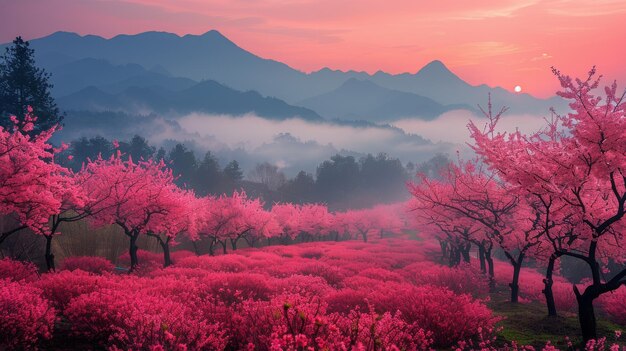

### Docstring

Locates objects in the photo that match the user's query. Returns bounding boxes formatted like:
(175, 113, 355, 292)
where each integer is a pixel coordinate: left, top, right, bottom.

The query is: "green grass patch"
(488, 290, 623, 348)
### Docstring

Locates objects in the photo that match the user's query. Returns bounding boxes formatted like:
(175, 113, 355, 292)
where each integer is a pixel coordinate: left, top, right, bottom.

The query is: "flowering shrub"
(61, 256, 114, 274)
(403, 262, 489, 297)
(0, 279, 56, 349)
(369, 283, 500, 347)
(175, 254, 249, 272)
(232, 293, 348, 350)
(334, 307, 433, 350)
(1, 238, 612, 349)
(34, 270, 111, 310)
(0, 257, 39, 282)
(118, 249, 162, 274)
(65, 289, 227, 350)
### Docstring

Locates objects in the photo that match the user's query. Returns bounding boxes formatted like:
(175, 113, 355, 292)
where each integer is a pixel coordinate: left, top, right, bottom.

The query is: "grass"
(487, 288, 624, 348)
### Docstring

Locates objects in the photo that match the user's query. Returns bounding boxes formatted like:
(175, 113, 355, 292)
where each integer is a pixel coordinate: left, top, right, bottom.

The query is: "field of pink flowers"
(1, 236, 624, 350)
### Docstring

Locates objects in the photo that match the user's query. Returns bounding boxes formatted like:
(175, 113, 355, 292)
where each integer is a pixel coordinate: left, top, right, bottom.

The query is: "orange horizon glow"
(1, 0, 625, 98)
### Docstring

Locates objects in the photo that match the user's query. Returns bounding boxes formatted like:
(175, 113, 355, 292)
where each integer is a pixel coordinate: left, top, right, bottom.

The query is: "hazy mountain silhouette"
(58, 80, 322, 120)
(300, 78, 473, 121)
(2, 30, 565, 117)
(308, 60, 565, 114)
(47, 58, 198, 97)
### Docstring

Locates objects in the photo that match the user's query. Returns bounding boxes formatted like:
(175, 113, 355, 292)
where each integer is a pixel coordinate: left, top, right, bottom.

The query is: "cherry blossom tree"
(409, 159, 546, 302)
(145, 188, 197, 267)
(271, 203, 303, 244)
(299, 204, 333, 241)
(0, 108, 88, 272)
(469, 68, 626, 340)
(82, 148, 182, 272)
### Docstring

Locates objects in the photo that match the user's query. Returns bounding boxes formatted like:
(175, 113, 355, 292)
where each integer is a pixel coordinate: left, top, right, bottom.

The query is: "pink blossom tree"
(409, 159, 546, 302)
(82, 148, 182, 272)
(145, 188, 197, 267)
(0, 108, 87, 271)
(469, 68, 626, 340)
(271, 203, 303, 244)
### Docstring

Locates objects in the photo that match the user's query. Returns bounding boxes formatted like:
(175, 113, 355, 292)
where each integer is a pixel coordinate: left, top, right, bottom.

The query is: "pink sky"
(1, 0, 625, 97)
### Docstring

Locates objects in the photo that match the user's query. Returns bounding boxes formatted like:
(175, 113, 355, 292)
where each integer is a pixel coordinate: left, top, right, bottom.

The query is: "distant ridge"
(2, 30, 566, 119)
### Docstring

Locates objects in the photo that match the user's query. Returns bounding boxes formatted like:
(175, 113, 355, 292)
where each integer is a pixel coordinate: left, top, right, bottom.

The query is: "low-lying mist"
(57, 109, 549, 176)
(392, 109, 551, 144)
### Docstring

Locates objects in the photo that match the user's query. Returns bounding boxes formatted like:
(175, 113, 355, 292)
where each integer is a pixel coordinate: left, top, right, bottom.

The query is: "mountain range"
(1, 30, 565, 122)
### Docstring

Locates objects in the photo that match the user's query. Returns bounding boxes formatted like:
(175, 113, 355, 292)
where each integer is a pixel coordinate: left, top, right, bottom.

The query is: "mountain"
(42, 57, 197, 97)
(57, 80, 322, 121)
(13, 31, 311, 102)
(2, 30, 565, 115)
(309, 61, 565, 114)
(299, 78, 473, 121)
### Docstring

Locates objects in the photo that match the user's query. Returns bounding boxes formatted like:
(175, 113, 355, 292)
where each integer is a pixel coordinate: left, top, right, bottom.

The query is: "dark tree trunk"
(157, 237, 172, 268)
(208, 238, 216, 256)
(44, 235, 55, 272)
(361, 231, 368, 243)
(334, 232, 340, 242)
(460, 243, 471, 263)
(243, 235, 256, 248)
(220, 240, 227, 255)
(192, 241, 201, 256)
(128, 233, 139, 273)
(510, 257, 524, 303)
(575, 287, 598, 342)
(449, 245, 462, 267)
(230, 238, 238, 250)
(543, 254, 559, 316)
(478, 244, 486, 273)
(485, 247, 495, 292)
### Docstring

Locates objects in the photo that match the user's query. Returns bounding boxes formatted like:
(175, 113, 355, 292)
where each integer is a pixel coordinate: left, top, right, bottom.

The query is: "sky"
(1, 0, 625, 97)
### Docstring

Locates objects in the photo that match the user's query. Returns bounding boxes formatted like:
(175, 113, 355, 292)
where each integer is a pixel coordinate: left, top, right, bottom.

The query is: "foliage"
(0, 279, 56, 349)
(0, 37, 62, 132)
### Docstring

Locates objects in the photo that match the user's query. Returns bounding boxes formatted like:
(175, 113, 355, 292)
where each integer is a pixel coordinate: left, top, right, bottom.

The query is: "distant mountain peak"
(49, 31, 82, 38)
(189, 30, 236, 45)
(418, 60, 451, 74)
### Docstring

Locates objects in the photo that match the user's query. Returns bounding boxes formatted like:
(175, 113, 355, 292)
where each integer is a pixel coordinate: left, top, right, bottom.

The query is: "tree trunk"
(575, 287, 598, 342)
(128, 233, 139, 273)
(243, 235, 255, 248)
(485, 247, 495, 292)
(220, 240, 227, 255)
(478, 244, 486, 273)
(208, 238, 216, 256)
(44, 235, 55, 272)
(361, 231, 368, 243)
(157, 237, 172, 268)
(510, 258, 523, 303)
(192, 241, 201, 256)
(230, 238, 238, 251)
(460, 243, 471, 263)
(543, 254, 558, 316)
